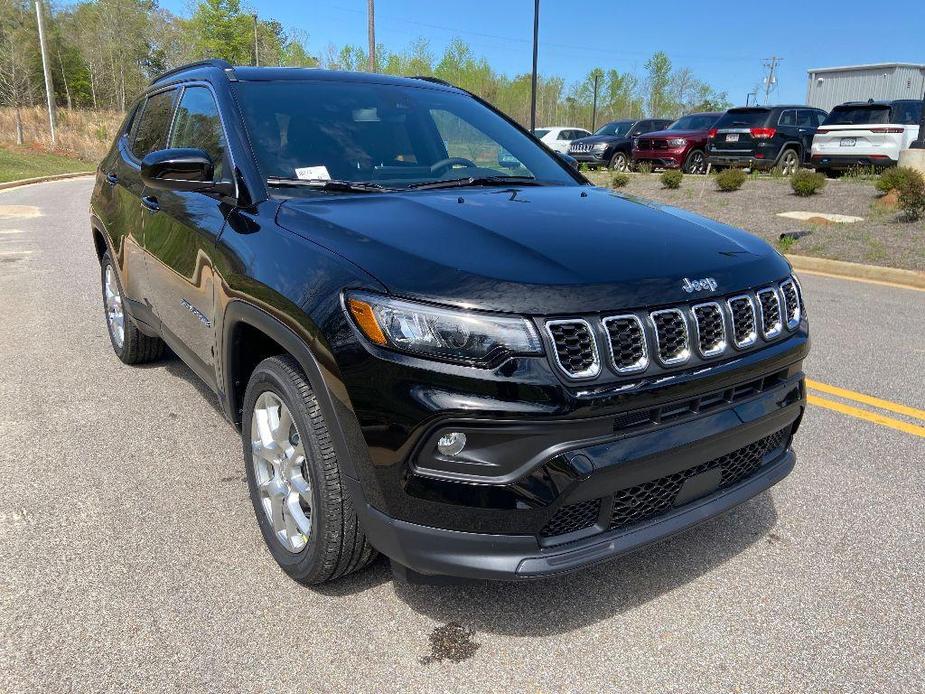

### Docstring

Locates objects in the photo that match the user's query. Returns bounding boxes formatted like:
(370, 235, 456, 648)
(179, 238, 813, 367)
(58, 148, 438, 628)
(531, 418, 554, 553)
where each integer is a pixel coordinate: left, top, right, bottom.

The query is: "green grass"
(0, 146, 93, 183)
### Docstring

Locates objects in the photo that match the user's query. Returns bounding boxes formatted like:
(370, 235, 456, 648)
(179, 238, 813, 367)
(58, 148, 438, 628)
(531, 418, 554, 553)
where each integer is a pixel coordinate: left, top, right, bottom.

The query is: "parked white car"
(811, 100, 922, 174)
(533, 126, 592, 154)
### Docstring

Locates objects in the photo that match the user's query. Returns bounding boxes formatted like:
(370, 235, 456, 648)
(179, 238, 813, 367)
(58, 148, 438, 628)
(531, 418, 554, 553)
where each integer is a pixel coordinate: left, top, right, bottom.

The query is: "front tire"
(100, 252, 164, 364)
(243, 355, 377, 585)
(609, 151, 630, 172)
(683, 149, 706, 174)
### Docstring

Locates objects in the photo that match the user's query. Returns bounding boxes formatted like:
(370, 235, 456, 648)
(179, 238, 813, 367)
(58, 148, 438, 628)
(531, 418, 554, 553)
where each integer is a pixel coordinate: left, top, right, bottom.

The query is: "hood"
(641, 128, 709, 139)
(276, 185, 790, 315)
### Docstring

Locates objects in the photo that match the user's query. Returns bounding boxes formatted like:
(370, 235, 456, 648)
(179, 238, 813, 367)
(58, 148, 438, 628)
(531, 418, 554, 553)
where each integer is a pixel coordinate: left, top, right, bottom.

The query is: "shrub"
(660, 169, 683, 189)
(611, 172, 630, 188)
(896, 170, 925, 220)
(877, 166, 923, 194)
(635, 161, 652, 175)
(715, 168, 747, 192)
(790, 169, 827, 196)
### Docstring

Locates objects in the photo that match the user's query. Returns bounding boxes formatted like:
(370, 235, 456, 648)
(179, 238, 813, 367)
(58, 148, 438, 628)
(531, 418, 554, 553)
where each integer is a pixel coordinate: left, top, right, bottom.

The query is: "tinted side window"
(778, 110, 797, 127)
(796, 110, 815, 127)
(132, 89, 177, 159)
(169, 87, 228, 181)
(815, 111, 827, 127)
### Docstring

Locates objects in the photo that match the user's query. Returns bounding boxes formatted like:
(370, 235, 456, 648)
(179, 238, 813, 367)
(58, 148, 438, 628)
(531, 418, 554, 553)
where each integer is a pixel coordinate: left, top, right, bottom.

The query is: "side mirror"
(140, 148, 234, 196)
(556, 151, 579, 171)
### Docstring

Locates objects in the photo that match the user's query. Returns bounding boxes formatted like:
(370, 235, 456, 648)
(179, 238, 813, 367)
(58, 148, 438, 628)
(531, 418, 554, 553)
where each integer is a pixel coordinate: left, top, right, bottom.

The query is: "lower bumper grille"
(541, 426, 791, 539)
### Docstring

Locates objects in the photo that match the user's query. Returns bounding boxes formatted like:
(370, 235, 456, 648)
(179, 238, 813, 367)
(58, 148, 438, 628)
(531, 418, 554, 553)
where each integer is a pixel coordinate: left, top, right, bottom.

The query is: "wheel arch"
(220, 300, 360, 479)
(774, 141, 803, 165)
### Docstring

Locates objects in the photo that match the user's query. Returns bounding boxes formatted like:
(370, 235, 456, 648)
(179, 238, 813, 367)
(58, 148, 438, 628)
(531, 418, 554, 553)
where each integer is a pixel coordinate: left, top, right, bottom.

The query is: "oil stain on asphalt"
(420, 623, 480, 664)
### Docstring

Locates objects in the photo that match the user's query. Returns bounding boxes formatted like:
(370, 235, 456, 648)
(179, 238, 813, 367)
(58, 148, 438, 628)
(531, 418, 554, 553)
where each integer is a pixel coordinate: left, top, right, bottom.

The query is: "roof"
(151, 61, 462, 92)
(807, 62, 925, 75)
(535, 126, 589, 130)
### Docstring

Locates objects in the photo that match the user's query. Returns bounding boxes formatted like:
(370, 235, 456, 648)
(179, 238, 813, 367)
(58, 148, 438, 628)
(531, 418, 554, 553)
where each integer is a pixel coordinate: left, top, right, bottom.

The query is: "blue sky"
(160, 0, 925, 105)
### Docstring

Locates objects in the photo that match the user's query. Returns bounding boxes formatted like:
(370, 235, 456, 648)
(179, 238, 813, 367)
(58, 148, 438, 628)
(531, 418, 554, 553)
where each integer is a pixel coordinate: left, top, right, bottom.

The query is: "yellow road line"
(806, 379, 925, 422)
(808, 394, 925, 438)
(796, 268, 925, 293)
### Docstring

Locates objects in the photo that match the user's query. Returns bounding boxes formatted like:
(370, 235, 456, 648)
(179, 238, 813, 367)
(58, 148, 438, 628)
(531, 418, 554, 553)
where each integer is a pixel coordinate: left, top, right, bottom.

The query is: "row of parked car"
(535, 98, 923, 177)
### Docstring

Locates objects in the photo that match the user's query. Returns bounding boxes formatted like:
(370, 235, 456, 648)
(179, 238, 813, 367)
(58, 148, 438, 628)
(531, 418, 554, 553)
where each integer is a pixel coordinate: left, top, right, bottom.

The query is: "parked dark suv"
(90, 60, 808, 584)
(706, 105, 828, 174)
(568, 118, 673, 171)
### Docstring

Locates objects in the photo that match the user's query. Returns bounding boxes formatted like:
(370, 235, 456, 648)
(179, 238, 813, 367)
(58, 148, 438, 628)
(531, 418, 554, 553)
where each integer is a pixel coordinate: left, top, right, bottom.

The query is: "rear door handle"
(141, 195, 160, 213)
(105, 172, 118, 186)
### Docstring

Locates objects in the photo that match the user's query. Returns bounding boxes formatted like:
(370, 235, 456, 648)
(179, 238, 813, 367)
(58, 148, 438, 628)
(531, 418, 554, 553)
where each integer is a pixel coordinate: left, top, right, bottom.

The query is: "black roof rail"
(150, 59, 234, 86)
(410, 75, 453, 87)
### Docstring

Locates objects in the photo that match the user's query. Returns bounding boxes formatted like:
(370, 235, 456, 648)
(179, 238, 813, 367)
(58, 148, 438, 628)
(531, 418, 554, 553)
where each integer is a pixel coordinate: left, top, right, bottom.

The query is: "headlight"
(667, 138, 688, 147)
(592, 143, 608, 151)
(633, 138, 640, 148)
(346, 292, 543, 365)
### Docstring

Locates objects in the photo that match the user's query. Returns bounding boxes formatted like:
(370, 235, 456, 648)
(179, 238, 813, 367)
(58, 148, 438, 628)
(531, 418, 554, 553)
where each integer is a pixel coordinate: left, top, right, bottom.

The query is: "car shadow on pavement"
(333, 493, 779, 636)
(137, 349, 227, 418)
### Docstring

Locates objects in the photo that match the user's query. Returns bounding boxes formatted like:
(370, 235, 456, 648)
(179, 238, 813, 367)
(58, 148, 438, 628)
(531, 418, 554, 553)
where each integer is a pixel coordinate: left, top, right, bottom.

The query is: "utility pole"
(530, 0, 539, 131)
(762, 56, 781, 105)
(591, 72, 600, 132)
(746, 92, 756, 107)
(367, 0, 376, 72)
(252, 13, 259, 66)
(34, 0, 56, 146)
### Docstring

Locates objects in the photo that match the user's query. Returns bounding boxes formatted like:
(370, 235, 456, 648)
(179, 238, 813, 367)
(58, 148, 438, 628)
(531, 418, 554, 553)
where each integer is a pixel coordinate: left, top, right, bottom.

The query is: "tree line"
(0, 0, 730, 142)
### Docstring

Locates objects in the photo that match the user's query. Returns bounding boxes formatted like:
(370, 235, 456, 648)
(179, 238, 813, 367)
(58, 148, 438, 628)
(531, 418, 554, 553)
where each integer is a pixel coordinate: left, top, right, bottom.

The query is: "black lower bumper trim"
(350, 448, 795, 580)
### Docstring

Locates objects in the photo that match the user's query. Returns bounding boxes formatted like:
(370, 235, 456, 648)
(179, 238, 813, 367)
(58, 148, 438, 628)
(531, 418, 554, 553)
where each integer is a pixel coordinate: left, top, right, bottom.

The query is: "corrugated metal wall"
(806, 65, 925, 111)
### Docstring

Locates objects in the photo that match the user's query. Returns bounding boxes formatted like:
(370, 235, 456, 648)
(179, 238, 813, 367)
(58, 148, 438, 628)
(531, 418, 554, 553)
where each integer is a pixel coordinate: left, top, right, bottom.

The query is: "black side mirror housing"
(140, 148, 235, 197)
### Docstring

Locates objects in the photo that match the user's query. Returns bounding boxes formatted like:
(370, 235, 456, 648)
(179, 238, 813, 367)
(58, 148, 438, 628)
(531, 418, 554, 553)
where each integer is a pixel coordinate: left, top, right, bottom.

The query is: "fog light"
(437, 432, 467, 457)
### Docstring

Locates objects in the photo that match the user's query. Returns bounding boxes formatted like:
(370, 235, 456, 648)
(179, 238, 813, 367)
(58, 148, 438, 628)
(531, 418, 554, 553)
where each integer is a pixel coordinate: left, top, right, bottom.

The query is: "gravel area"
(586, 171, 925, 271)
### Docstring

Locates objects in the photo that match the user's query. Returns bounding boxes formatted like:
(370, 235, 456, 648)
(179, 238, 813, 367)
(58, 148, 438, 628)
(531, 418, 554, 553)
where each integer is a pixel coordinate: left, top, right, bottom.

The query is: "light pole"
(252, 13, 259, 66)
(34, 0, 56, 144)
(530, 0, 539, 131)
(591, 72, 600, 132)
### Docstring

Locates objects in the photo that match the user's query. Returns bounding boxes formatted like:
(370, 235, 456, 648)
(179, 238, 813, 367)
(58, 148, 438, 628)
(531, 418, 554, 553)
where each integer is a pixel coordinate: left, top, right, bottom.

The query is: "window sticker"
(295, 165, 331, 181)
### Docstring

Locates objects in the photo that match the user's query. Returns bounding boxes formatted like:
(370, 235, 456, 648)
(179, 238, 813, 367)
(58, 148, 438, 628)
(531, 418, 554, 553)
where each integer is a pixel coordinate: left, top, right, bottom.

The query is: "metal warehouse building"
(806, 63, 925, 111)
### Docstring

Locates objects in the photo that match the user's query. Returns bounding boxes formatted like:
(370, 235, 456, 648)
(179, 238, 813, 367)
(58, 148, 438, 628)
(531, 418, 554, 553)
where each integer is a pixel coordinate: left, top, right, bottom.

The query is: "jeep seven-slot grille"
(603, 315, 648, 373)
(650, 309, 690, 365)
(692, 302, 725, 357)
(544, 277, 802, 379)
(540, 427, 791, 539)
(728, 296, 757, 348)
(756, 288, 783, 338)
(546, 320, 599, 378)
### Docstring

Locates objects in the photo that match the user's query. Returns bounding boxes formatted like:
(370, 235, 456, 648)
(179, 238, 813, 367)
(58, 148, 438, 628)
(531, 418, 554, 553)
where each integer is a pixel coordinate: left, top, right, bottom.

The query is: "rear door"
(142, 85, 233, 386)
(711, 108, 770, 156)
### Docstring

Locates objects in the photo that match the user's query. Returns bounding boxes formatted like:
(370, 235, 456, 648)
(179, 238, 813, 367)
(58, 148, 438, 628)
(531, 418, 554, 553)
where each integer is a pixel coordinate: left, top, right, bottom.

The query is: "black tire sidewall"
(241, 360, 328, 579)
(684, 150, 705, 174)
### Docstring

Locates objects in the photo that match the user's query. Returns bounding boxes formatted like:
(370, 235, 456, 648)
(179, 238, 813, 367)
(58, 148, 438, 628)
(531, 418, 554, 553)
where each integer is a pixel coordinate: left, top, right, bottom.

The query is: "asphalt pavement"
(1, 178, 923, 693)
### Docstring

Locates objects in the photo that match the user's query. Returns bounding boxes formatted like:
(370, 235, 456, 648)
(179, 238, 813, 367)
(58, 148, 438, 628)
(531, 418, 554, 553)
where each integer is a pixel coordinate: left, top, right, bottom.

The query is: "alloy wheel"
(611, 153, 628, 172)
(250, 391, 312, 553)
(781, 150, 799, 176)
(686, 151, 705, 174)
(104, 265, 125, 349)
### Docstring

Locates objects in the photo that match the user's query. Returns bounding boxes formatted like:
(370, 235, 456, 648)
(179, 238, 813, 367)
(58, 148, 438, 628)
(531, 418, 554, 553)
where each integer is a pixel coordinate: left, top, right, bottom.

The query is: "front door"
(142, 85, 233, 388)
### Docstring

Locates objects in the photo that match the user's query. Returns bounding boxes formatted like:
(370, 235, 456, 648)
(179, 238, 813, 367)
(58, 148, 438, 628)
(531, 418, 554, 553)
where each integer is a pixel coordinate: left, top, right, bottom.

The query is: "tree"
(188, 0, 252, 65)
(644, 51, 674, 117)
(0, 0, 37, 143)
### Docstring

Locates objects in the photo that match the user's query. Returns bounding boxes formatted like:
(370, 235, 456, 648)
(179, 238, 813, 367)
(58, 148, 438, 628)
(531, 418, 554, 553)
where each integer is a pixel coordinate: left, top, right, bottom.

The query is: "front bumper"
(569, 150, 608, 164)
(349, 368, 805, 580)
(632, 148, 685, 168)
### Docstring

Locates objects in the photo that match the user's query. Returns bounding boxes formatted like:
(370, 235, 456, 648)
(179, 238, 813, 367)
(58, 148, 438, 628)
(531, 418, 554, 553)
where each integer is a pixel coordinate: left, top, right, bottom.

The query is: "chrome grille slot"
(756, 287, 783, 339)
(691, 302, 726, 357)
(779, 279, 801, 329)
(650, 309, 690, 365)
(546, 319, 600, 379)
(602, 314, 648, 374)
(727, 295, 757, 348)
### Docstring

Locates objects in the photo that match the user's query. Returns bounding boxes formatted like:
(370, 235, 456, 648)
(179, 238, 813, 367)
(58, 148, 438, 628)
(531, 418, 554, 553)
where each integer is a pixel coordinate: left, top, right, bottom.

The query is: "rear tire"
(778, 147, 800, 176)
(100, 252, 164, 364)
(682, 149, 707, 174)
(242, 355, 377, 585)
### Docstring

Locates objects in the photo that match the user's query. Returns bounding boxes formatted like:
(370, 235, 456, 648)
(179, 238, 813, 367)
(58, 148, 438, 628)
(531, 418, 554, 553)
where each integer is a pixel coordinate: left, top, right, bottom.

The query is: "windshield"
(668, 114, 721, 131)
(593, 121, 634, 137)
(234, 80, 577, 191)
(714, 109, 769, 128)
(532, 128, 550, 138)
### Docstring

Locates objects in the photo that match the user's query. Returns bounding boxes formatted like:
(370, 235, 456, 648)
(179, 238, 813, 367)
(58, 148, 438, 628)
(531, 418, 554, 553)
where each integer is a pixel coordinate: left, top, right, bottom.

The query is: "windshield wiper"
(267, 177, 394, 193)
(406, 175, 542, 191)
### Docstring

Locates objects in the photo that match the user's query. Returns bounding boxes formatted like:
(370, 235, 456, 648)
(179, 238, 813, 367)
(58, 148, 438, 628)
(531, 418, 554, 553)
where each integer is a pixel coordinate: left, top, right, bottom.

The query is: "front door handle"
(105, 172, 118, 186)
(141, 195, 160, 213)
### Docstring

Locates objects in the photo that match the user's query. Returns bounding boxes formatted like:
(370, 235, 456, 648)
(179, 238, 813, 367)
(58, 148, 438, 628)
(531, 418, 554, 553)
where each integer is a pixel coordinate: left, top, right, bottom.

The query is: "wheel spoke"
(285, 493, 311, 535)
(267, 487, 285, 533)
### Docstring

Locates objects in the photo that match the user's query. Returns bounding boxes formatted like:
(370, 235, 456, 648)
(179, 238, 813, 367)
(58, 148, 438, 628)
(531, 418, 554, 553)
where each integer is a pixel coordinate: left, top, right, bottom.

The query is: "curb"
(786, 254, 925, 290)
(0, 171, 94, 191)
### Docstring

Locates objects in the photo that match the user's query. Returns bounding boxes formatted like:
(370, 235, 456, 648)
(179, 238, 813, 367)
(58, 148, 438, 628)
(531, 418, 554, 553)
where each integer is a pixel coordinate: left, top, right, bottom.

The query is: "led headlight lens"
(667, 138, 688, 147)
(592, 143, 608, 152)
(347, 292, 543, 365)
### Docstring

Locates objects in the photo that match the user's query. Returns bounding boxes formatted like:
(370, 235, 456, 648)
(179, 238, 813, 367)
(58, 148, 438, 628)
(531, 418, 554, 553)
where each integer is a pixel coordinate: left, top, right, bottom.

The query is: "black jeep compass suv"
(90, 60, 808, 584)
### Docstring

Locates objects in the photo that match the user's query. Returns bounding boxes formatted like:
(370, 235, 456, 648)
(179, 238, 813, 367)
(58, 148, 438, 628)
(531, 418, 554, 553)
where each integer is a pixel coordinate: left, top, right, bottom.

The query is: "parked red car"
(632, 112, 723, 173)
